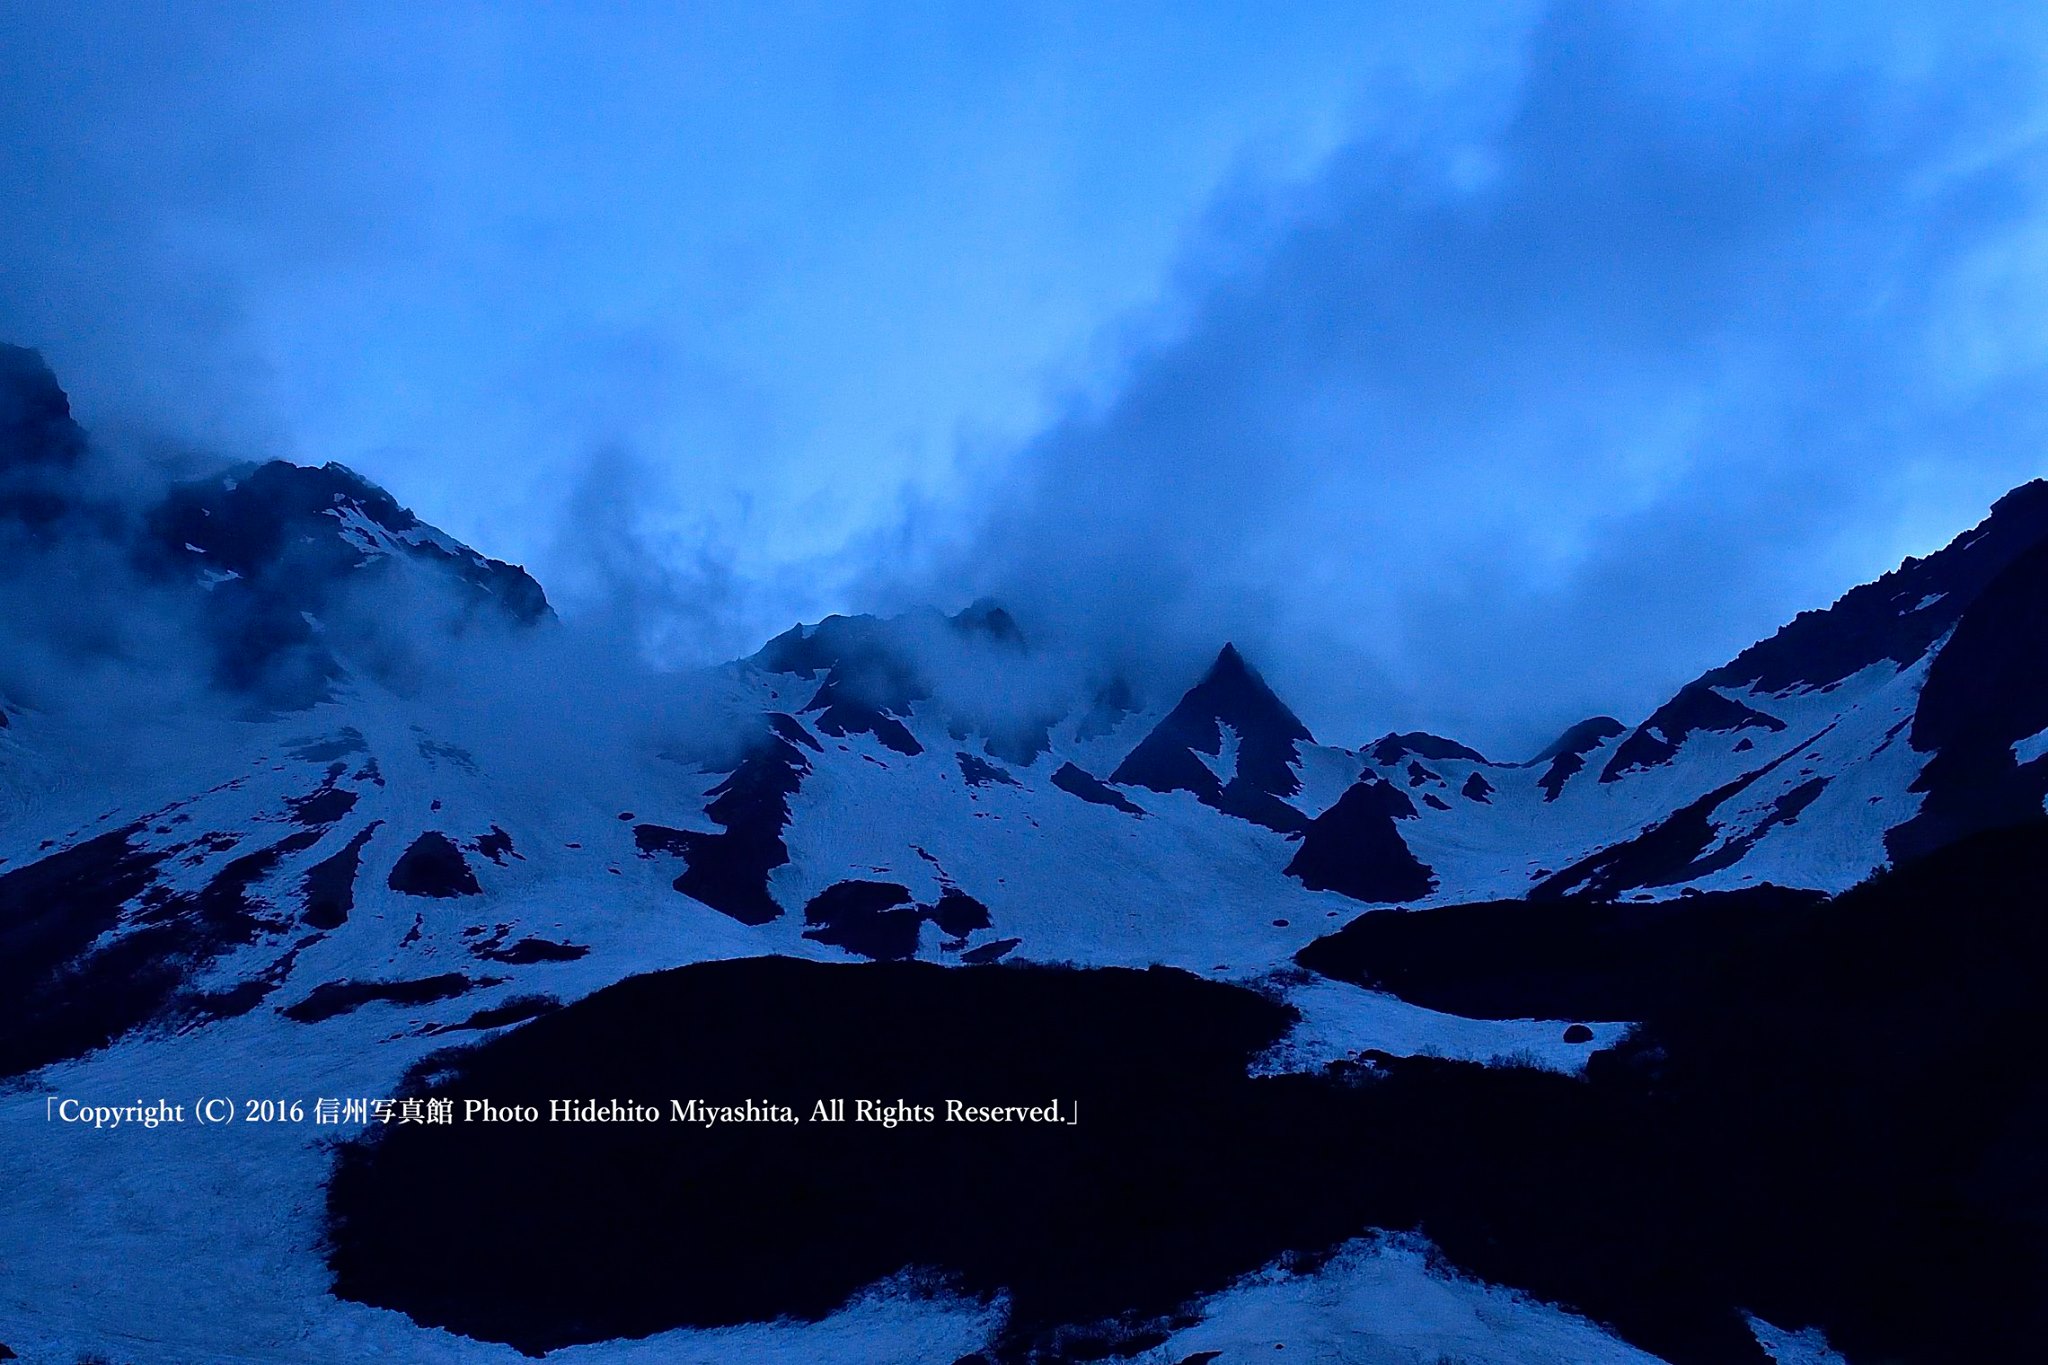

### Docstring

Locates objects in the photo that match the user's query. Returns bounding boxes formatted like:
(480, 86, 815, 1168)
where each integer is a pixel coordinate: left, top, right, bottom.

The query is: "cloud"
(915, 0, 2048, 753)
(10, 1, 2048, 758)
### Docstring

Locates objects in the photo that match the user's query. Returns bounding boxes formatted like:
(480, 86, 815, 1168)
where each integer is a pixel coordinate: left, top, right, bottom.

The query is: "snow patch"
(1748, 1314, 1850, 1365)
(1253, 975, 1630, 1076)
(2013, 723, 2048, 767)
(1192, 721, 1242, 785)
(1141, 1236, 1667, 1365)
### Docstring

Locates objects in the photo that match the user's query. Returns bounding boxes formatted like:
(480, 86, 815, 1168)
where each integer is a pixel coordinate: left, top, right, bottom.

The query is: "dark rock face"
(1368, 732, 1488, 765)
(802, 880, 924, 960)
(1210, 777, 1312, 833)
(1600, 682, 1786, 781)
(471, 937, 588, 965)
(287, 777, 360, 826)
(927, 888, 992, 939)
(148, 459, 549, 619)
(978, 721, 1056, 769)
(387, 833, 482, 898)
(0, 344, 89, 531)
(766, 711, 822, 752)
(635, 726, 813, 926)
(750, 614, 890, 680)
(1703, 479, 2048, 695)
(949, 598, 1025, 646)
(803, 673, 924, 756)
(1531, 716, 1622, 802)
(1110, 644, 1312, 832)
(800, 880, 999, 961)
(1527, 716, 1626, 801)
(1582, 477, 2048, 820)
(470, 826, 519, 865)
(0, 818, 342, 1076)
(1461, 772, 1494, 803)
(136, 459, 549, 705)
(0, 345, 85, 467)
(1526, 716, 1628, 767)
(1050, 762, 1145, 815)
(760, 599, 1058, 761)
(301, 824, 380, 930)
(1537, 730, 1836, 900)
(956, 752, 1020, 788)
(0, 828, 172, 1077)
(1284, 778, 1434, 903)
(1887, 535, 2048, 863)
(282, 973, 490, 1024)
(751, 607, 1042, 760)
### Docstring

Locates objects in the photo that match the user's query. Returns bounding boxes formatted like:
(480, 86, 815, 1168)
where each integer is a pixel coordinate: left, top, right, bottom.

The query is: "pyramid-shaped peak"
(1109, 642, 1314, 818)
(1208, 642, 1254, 678)
(1186, 643, 1310, 742)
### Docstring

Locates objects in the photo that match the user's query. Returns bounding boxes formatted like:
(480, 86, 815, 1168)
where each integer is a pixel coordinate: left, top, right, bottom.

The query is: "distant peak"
(1369, 731, 1489, 766)
(1187, 644, 1307, 738)
(1199, 642, 1269, 694)
(1526, 715, 1626, 766)
(0, 342, 87, 470)
(1108, 641, 1313, 812)
(949, 598, 1025, 647)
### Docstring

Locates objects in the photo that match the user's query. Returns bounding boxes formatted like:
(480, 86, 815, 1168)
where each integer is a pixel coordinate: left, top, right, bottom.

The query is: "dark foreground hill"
(329, 820, 2048, 1365)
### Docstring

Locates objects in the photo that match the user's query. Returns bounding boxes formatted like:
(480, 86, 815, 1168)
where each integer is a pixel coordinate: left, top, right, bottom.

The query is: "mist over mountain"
(9, 333, 2048, 1365)
(10, 4, 2048, 753)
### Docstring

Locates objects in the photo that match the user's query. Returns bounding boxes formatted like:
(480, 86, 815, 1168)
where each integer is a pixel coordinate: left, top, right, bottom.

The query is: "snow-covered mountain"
(4, 345, 2046, 1365)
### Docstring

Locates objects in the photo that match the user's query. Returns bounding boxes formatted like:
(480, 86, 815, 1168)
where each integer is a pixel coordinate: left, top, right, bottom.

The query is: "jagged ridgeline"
(5, 341, 2048, 1365)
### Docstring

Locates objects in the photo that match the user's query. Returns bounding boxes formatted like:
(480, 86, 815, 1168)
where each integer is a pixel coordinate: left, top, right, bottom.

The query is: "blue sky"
(6, 1, 2048, 750)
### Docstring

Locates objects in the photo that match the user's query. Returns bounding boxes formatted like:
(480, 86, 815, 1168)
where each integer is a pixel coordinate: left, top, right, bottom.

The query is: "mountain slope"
(1109, 643, 1318, 832)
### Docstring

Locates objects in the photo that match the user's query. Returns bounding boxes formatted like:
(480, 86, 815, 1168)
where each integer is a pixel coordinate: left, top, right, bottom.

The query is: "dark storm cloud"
(923, 1, 2048, 752)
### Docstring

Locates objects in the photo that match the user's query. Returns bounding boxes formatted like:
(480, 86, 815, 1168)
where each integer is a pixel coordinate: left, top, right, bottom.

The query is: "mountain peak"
(0, 344, 86, 472)
(2, 343, 90, 531)
(133, 456, 550, 703)
(1369, 731, 1489, 766)
(1185, 643, 1310, 742)
(1108, 643, 1313, 830)
(1526, 715, 1626, 767)
(950, 598, 1025, 646)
